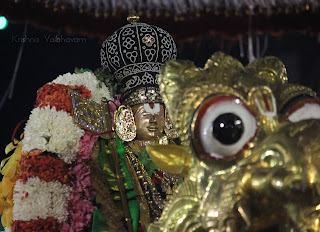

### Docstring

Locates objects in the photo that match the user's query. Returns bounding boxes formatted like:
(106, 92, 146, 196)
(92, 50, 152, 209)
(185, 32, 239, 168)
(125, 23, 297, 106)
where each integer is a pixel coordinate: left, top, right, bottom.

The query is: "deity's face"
(133, 103, 165, 141)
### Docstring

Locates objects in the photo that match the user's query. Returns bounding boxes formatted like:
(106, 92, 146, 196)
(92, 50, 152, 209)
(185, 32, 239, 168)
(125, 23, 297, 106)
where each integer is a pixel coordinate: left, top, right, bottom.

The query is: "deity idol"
(89, 11, 181, 232)
(0, 11, 180, 232)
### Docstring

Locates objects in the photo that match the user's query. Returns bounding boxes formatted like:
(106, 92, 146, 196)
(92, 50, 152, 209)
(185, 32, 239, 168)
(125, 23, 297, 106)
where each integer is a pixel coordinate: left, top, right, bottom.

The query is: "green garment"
(116, 138, 139, 232)
(92, 139, 140, 232)
(92, 209, 109, 232)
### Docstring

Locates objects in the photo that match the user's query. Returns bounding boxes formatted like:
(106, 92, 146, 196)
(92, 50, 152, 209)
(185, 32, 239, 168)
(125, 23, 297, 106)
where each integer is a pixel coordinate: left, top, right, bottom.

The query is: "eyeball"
(192, 96, 257, 160)
(286, 99, 320, 123)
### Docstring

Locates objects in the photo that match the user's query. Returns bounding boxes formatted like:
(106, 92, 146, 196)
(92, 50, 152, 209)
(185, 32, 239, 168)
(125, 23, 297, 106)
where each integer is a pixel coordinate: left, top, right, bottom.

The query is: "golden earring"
(114, 105, 136, 141)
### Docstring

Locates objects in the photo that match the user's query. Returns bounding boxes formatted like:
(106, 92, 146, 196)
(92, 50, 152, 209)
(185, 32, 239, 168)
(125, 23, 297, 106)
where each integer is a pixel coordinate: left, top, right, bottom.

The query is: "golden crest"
(148, 52, 320, 232)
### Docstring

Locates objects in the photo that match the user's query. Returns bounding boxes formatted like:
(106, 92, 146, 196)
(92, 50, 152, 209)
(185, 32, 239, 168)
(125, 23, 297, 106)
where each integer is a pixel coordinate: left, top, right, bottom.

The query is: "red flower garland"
(17, 153, 72, 185)
(35, 83, 91, 114)
(12, 217, 62, 232)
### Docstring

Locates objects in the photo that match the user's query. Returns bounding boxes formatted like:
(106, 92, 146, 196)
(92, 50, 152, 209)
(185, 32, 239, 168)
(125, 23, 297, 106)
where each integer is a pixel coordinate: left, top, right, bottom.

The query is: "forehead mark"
(144, 103, 160, 115)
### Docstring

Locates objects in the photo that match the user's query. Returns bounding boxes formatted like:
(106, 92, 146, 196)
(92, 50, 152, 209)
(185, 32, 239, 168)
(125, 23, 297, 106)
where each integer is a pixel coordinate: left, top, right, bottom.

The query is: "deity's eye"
(286, 98, 320, 123)
(191, 95, 257, 160)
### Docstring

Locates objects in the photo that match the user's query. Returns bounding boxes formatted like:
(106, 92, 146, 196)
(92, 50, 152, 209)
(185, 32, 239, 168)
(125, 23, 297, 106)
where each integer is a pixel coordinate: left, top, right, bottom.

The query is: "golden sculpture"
(147, 52, 320, 231)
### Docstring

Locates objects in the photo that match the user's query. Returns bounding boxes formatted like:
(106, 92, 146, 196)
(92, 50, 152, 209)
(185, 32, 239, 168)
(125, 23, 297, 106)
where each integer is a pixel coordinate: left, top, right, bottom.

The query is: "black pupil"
(212, 113, 244, 145)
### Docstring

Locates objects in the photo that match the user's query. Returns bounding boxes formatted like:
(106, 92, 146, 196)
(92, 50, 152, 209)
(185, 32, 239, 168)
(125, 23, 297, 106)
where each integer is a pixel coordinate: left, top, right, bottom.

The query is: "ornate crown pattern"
(100, 22, 177, 95)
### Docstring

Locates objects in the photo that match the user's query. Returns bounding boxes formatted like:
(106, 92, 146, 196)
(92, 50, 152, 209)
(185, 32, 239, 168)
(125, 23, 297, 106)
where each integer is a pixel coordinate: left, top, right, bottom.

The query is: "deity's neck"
(127, 139, 159, 154)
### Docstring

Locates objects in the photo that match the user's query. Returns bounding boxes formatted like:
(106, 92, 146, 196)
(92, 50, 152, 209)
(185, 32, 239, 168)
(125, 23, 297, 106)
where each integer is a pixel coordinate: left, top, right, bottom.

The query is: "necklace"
(154, 171, 180, 201)
(125, 146, 164, 220)
(128, 139, 157, 153)
(135, 140, 156, 147)
(129, 136, 169, 153)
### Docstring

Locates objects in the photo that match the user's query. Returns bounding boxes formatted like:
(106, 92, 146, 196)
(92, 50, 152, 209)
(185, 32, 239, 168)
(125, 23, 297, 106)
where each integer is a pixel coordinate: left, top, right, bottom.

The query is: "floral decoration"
(51, 72, 111, 103)
(17, 153, 72, 184)
(62, 131, 98, 232)
(35, 83, 91, 114)
(0, 141, 22, 228)
(0, 70, 110, 231)
(77, 132, 99, 160)
(22, 106, 85, 164)
(12, 217, 62, 232)
(13, 177, 71, 222)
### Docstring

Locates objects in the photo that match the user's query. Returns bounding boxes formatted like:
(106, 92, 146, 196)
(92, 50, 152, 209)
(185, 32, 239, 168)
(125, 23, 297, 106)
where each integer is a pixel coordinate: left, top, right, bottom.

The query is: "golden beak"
(146, 144, 193, 177)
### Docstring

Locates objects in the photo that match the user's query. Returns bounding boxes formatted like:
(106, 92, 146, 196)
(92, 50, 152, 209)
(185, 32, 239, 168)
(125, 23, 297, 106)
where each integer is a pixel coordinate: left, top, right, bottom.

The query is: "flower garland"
(0, 141, 22, 229)
(51, 71, 111, 103)
(17, 153, 72, 184)
(22, 106, 85, 164)
(62, 131, 98, 232)
(1, 71, 110, 231)
(13, 177, 71, 222)
(35, 83, 91, 114)
(12, 217, 62, 232)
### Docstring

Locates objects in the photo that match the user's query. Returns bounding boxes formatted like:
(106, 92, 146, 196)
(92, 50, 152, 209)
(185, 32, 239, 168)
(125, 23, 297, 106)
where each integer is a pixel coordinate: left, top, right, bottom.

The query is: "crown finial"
(127, 9, 140, 23)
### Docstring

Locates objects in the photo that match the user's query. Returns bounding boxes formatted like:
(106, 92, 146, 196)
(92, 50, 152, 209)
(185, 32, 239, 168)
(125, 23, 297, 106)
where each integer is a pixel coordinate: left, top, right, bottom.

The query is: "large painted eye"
(192, 96, 257, 160)
(286, 99, 320, 123)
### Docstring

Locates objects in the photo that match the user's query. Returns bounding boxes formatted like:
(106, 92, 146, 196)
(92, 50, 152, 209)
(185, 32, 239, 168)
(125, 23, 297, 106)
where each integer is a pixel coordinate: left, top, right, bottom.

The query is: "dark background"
(1, 22, 320, 159)
(0, 19, 320, 231)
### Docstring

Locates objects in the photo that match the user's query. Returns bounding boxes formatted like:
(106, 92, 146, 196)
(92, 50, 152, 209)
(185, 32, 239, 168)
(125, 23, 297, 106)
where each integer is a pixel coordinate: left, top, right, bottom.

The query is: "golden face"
(147, 52, 320, 232)
(133, 103, 165, 141)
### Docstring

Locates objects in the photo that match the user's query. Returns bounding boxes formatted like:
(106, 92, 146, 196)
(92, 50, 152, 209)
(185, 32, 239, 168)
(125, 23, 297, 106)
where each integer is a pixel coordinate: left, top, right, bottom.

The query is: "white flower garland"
(51, 71, 111, 103)
(22, 106, 84, 163)
(13, 177, 71, 222)
(4, 227, 12, 232)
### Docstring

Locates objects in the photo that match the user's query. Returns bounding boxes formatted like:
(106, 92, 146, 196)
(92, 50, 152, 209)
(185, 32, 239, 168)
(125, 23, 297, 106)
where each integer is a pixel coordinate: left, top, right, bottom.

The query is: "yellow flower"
(0, 141, 23, 227)
(1, 207, 13, 227)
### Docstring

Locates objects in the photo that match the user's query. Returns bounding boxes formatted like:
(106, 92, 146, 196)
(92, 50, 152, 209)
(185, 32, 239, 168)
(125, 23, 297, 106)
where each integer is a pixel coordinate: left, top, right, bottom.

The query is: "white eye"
(193, 96, 257, 160)
(287, 102, 320, 123)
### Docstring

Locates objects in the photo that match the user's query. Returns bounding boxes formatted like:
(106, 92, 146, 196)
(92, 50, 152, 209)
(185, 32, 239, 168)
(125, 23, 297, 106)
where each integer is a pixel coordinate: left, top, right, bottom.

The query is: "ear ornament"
(114, 105, 136, 141)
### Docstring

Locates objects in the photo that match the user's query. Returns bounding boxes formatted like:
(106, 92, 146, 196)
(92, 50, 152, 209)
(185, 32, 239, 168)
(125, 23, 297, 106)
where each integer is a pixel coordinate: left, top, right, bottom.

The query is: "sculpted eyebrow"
(135, 106, 146, 115)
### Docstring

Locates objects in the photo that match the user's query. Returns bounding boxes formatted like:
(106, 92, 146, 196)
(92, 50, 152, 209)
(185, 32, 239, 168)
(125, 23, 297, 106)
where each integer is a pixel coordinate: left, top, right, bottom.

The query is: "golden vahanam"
(147, 52, 320, 232)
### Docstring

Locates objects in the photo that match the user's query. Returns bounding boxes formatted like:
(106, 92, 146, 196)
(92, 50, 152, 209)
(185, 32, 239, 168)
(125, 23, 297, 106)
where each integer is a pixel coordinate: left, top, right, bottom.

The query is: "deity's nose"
(149, 114, 157, 123)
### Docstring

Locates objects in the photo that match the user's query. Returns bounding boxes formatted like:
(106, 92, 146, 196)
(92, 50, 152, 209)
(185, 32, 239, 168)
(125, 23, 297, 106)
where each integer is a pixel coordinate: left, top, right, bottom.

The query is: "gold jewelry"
(134, 139, 156, 147)
(114, 105, 136, 141)
(128, 139, 157, 153)
(154, 170, 180, 201)
(164, 110, 179, 139)
(125, 146, 164, 220)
